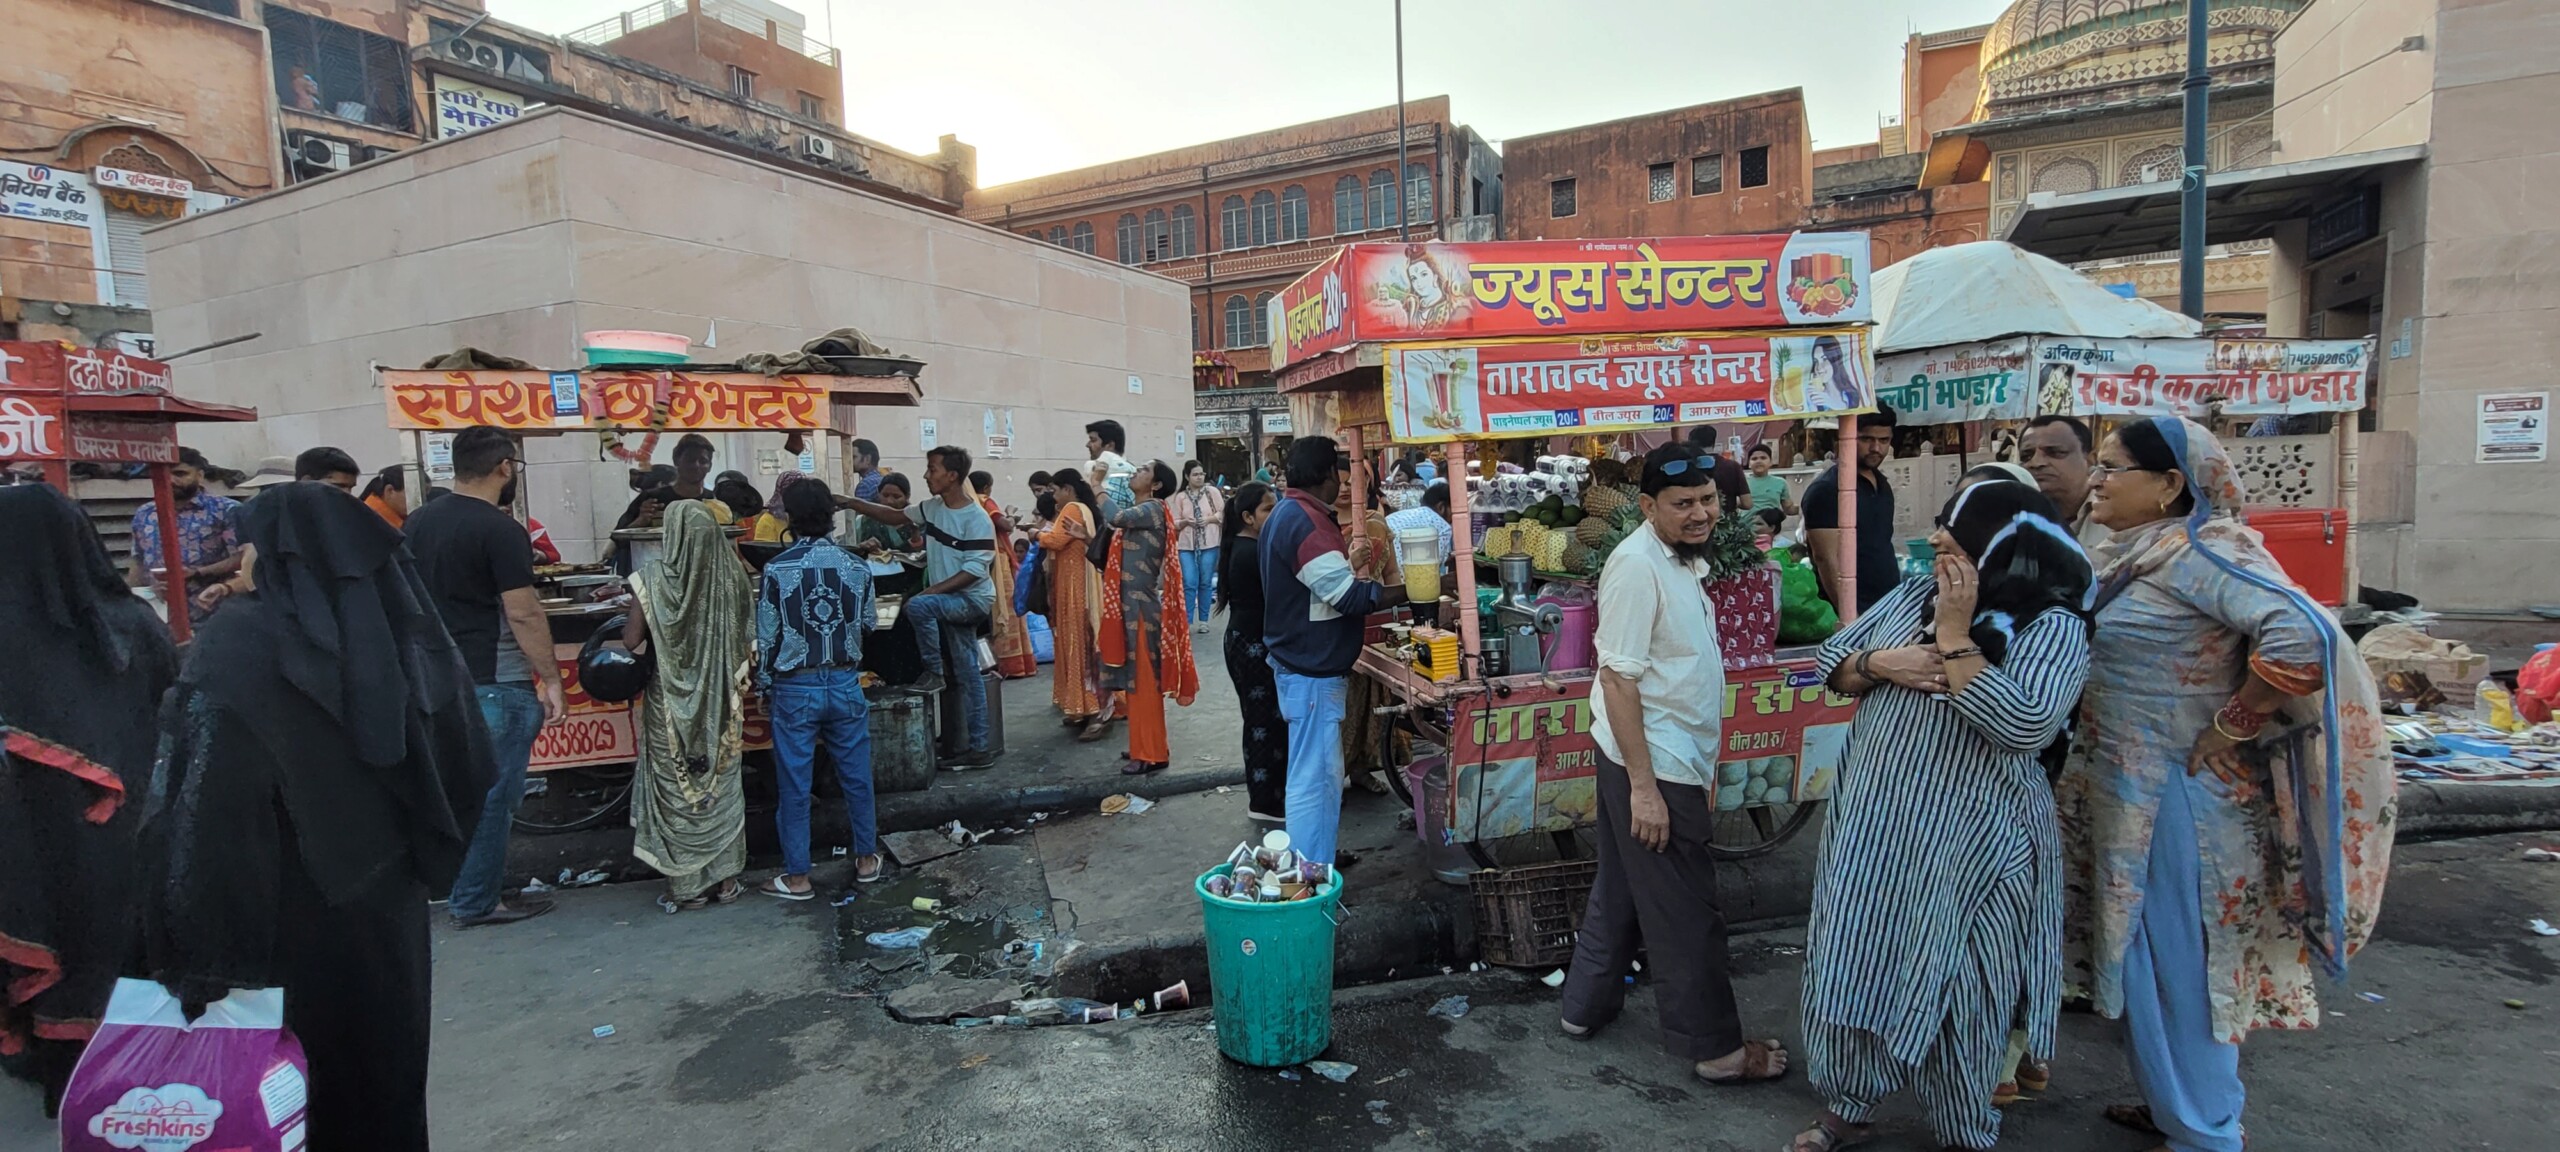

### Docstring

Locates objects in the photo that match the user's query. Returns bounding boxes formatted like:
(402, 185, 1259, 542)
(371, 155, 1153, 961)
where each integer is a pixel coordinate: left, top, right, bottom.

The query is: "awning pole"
(2178, 0, 2211, 320)
(152, 464, 191, 644)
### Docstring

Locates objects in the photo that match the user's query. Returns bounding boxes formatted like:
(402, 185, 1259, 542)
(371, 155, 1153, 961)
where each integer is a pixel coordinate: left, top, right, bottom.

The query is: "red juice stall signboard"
(1384, 327, 1874, 442)
(1270, 232, 1873, 371)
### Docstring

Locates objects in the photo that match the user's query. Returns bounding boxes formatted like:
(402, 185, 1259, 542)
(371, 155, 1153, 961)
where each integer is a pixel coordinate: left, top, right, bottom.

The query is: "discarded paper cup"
(911, 897, 943, 913)
(1261, 829, 1292, 853)
(1154, 980, 1192, 1011)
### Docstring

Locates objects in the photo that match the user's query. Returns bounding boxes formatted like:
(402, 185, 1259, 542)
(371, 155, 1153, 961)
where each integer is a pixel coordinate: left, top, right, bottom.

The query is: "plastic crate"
(1470, 858, 1599, 968)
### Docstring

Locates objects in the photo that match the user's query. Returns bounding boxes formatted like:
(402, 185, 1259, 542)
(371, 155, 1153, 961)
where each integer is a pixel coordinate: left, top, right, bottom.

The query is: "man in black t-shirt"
(403, 425, 562, 928)
(1802, 404, 1900, 617)
(1684, 425, 1756, 511)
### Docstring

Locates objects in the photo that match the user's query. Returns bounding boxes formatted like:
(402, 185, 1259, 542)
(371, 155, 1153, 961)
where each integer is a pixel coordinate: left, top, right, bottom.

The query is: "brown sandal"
(2104, 1103, 2162, 1134)
(1783, 1111, 1869, 1151)
(1698, 1038, 1790, 1085)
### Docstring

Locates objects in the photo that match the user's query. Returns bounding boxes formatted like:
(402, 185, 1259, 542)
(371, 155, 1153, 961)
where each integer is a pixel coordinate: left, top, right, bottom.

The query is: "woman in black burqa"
(0, 485, 179, 1115)
(135, 481, 494, 1149)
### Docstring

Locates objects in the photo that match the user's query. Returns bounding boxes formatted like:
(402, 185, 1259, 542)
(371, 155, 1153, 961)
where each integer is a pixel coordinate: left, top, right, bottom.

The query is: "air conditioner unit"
(800, 134, 836, 162)
(287, 131, 352, 177)
(442, 37, 504, 71)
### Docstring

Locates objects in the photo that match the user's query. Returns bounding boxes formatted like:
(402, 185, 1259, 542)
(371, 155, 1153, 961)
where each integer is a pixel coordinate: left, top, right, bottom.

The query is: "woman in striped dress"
(1789, 478, 2093, 1152)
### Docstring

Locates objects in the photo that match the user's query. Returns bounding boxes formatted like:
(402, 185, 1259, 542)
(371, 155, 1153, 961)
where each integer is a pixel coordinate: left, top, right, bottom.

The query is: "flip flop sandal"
(656, 893, 707, 915)
(761, 877, 815, 902)
(1699, 1038, 1790, 1086)
(2104, 1103, 2162, 1134)
(710, 879, 745, 905)
(1783, 1112, 1871, 1151)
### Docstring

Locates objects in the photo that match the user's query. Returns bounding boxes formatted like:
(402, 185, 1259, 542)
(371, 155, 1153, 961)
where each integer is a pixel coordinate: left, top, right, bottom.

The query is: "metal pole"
(1836, 415, 1858, 624)
(2178, 0, 2210, 320)
(1394, 0, 1409, 242)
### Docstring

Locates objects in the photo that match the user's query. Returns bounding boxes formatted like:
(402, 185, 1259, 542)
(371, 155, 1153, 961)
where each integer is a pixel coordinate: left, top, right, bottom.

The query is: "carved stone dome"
(1977, 0, 2304, 117)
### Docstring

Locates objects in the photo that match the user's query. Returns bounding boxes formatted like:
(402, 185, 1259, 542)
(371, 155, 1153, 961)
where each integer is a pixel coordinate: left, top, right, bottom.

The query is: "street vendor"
(125, 447, 241, 622)
(1559, 442, 1789, 1090)
(614, 434, 723, 571)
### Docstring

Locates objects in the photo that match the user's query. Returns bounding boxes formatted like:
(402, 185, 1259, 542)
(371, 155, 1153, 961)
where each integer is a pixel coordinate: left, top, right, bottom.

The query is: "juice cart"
(377, 353, 922, 832)
(0, 340, 258, 643)
(1268, 234, 1882, 888)
(1869, 242, 2378, 603)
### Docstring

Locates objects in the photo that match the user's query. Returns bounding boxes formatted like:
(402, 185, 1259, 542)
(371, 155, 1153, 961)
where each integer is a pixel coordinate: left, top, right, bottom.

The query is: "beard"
(1667, 536, 1714, 565)
(497, 478, 519, 506)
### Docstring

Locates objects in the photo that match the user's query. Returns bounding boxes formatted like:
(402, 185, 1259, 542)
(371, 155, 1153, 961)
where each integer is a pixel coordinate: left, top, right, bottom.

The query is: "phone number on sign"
(531, 713, 634, 769)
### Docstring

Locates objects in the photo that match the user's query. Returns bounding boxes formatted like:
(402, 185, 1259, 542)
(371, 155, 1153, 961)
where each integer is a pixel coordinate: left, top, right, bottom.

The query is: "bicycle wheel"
(1706, 799, 1821, 860)
(512, 763, 635, 834)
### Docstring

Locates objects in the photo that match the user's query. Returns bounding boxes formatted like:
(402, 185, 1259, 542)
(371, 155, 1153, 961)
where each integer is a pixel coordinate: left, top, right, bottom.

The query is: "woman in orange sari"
(1100, 459, 1200, 775)
(972, 471, 1038, 680)
(1039, 471, 1110, 739)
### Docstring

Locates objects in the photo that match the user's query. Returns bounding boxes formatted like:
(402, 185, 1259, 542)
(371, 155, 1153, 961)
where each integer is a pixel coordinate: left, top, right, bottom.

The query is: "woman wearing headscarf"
(2063, 417, 2392, 1152)
(1099, 459, 1199, 775)
(622, 501, 754, 913)
(749, 470, 808, 543)
(852, 473, 923, 599)
(972, 470, 1038, 680)
(1038, 469, 1109, 738)
(1792, 479, 2092, 1152)
(0, 486, 179, 1113)
(135, 482, 492, 1149)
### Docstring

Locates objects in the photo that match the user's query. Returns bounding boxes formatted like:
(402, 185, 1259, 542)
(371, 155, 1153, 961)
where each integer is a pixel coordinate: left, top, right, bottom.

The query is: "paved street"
(14, 830, 2548, 1150)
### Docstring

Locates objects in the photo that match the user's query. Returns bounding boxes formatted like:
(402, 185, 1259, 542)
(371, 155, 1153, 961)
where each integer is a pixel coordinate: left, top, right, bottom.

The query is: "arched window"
(1142, 207, 1169, 261)
(1368, 169, 1395, 231)
(1405, 162, 1432, 224)
(1049, 225, 1068, 246)
(1333, 175, 1364, 235)
(1223, 294, 1253, 349)
(1169, 204, 1197, 257)
(1251, 292, 1276, 347)
(1115, 214, 1140, 263)
(1249, 190, 1277, 246)
(1279, 185, 1308, 241)
(1219, 195, 1247, 251)
(1071, 221, 1095, 255)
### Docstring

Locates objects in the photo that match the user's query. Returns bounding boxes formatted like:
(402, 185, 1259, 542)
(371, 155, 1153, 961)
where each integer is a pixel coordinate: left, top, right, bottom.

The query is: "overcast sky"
(489, 0, 2006, 186)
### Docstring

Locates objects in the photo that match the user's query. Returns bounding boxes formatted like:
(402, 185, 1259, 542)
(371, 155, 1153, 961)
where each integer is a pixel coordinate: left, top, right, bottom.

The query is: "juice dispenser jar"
(1397, 526, 1444, 604)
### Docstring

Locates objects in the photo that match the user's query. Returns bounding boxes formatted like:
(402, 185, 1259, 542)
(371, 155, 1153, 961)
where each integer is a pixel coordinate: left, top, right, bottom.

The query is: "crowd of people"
(1562, 413, 2393, 1152)
(0, 404, 2394, 1152)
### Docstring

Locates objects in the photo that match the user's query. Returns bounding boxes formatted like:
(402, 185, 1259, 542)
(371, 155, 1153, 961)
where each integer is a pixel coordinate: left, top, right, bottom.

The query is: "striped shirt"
(754, 537, 875, 690)
(1801, 575, 2087, 1064)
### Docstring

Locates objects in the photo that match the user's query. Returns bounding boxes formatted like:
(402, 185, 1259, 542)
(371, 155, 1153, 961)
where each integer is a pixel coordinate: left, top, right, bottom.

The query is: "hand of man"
(1867, 646, 1949, 693)
(637, 498, 664, 525)
(539, 678, 568, 727)
(1626, 780, 1672, 853)
(192, 583, 231, 613)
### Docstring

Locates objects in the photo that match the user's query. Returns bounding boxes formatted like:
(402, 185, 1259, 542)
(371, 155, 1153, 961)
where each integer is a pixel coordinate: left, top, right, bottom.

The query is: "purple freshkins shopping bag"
(61, 979, 310, 1152)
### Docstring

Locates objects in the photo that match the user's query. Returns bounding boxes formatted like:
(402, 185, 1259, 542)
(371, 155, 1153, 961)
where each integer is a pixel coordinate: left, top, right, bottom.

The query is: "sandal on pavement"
(1992, 1080, 2023, 1107)
(2016, 1055, 2051, 1094)
(1077, 715, 1113, 742)
(761, 876, 814, 902)
(1783, 1111, 1870, 1151)
(656, 892, 708, 915)
(1698, 1038, 1789, 1085)
(711, 878, 744, 905)
(853, 854, 887, 884)
(2104, 1103, 2162, 1134)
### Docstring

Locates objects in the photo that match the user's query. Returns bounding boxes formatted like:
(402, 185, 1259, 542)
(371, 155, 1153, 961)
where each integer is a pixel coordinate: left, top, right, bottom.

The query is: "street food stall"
(1268, 234, 1881, 897)
(1870, 242, 2376, 604)
(378, 349, 923, 830)
(0, 341, 257, 642)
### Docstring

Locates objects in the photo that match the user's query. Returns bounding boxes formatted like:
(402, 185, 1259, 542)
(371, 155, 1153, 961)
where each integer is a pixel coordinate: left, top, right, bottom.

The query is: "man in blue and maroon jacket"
(1259, 435, 1396, 865)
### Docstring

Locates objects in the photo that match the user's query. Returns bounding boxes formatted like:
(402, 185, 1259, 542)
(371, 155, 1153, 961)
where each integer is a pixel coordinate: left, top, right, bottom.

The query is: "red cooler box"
(2240, 507, 2347, 606)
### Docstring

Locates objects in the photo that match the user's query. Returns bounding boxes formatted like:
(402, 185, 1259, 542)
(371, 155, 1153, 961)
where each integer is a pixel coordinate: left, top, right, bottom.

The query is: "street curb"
(1048, 888, 1478, 1006)
(501, 759, 1248, 883)
(2395, 779, 2560, 837)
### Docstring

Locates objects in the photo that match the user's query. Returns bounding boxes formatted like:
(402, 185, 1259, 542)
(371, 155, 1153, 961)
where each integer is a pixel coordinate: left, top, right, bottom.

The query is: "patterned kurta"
(1103, 499, 1170, 690)
(1036, 502, 1104, 720)
(1807, 576, 2085, 1066)
(2059, 528, 2394, 1043)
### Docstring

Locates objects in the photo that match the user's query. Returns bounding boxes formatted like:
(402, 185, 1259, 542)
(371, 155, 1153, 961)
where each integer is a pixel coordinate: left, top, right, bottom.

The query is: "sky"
(489, 0, 2008, 186)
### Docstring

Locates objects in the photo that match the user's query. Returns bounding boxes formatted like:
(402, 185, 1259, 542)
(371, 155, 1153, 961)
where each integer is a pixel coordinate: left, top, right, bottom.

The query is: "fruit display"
(1715, 756, 1800, 811)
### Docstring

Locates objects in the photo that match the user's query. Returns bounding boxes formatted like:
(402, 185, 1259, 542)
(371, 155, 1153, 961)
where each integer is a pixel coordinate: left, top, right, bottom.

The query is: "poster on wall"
(1872, 338, 2035, 424)
(2038, 337, 2373, 418)
(1273, 232, 1872, 369)
(2476, 392, 2548, 464)
(1383, 327, 1873, 443)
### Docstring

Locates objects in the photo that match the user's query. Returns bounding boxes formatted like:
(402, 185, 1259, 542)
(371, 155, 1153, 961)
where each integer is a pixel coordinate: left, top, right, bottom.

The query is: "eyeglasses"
(2088, 463, 2160, 481)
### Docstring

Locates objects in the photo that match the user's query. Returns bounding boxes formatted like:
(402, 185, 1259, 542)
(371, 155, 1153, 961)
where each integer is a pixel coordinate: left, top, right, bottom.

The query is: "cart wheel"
(1706, 800, 1822, 861)
(511, 764, 635, 834)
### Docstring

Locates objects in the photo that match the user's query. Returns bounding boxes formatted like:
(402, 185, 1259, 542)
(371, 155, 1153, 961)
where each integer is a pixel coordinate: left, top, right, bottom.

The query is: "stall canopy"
(1871, 241, 2198, 354)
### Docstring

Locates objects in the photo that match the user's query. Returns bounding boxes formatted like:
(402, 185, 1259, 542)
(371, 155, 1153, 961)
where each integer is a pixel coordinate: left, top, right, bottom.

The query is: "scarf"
(632, 501, 753, 789)
(0, 486, 179, 1055)
(2090, 417, 2390, 981)
(1920, 479, 2093, 664)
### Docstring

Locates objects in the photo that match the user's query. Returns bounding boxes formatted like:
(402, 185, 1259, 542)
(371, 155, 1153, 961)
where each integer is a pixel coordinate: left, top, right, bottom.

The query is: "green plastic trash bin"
(1196, 868, 1344, 1067)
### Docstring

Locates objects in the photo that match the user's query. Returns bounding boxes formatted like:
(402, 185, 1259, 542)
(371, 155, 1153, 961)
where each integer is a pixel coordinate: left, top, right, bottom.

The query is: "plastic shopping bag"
(61, 978, 309, 1152)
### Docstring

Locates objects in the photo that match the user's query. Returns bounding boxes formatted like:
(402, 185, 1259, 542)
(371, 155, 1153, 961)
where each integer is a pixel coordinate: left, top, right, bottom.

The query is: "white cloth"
(1588, 521, 1724, 787)
(1383, 505, 1452, 563)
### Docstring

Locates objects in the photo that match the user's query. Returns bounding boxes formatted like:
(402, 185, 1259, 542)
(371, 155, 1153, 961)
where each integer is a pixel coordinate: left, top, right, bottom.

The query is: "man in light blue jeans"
(756, 479, 884, 899)
(904, 591, 989, 760)
(1257, 436, 1394, 866)
(448, 683, 546, 918)
(1272, 668, 1351, 862)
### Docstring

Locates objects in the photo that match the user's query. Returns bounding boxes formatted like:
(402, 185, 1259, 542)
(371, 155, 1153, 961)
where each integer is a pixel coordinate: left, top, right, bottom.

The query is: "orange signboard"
(382, 369, 832, 432)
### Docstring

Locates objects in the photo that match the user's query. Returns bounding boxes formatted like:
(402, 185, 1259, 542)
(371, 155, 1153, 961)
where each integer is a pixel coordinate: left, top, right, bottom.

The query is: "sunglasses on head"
(1654, 452, 1711, 478)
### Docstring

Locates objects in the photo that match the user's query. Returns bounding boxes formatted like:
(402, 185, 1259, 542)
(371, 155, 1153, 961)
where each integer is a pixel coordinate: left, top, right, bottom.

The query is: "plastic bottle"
(2474, 679, 2521, 733)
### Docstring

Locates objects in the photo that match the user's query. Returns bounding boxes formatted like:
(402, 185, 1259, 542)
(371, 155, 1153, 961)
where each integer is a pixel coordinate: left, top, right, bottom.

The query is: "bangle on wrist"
(2216, 698, 2270, 734)
(1853, 649, 1876, 680)
(2212, 714, 2257, 742)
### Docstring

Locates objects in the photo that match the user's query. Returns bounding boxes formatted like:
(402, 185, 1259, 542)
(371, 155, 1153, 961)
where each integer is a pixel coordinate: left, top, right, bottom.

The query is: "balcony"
(567, 0, 841, 68)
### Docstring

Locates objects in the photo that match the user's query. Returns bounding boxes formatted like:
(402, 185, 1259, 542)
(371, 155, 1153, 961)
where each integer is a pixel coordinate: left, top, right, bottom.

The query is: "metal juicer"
(1492, 553, 1563, 675)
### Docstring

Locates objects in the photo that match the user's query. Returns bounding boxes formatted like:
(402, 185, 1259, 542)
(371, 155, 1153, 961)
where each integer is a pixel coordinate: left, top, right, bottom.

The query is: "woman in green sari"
(622, 501, 754, 912)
